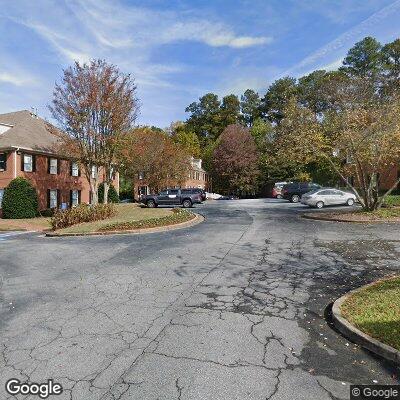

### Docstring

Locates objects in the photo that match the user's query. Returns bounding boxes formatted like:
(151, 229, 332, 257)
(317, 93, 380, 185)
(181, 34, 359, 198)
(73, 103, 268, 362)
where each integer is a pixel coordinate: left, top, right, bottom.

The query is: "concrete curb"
(46, 213, 204, 237)
(332, 281, 400, 365)
(302, 213, 400, 224)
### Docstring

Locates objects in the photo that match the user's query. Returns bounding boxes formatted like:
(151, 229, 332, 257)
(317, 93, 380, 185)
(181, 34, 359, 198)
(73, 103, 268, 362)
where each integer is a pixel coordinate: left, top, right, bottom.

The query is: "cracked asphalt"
(0, 199, 399, 400)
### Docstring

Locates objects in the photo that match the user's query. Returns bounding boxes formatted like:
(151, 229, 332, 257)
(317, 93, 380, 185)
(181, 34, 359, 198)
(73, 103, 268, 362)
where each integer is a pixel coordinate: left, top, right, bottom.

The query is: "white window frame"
(49, 158, 58, 174)
(71, 162, 79, 177)
(49, 189, 58, 209)
(0, 188, 4, 207)
(91, 165, 98, 179)
(23, 154, 33, 172)
(71, 190, 79, 207)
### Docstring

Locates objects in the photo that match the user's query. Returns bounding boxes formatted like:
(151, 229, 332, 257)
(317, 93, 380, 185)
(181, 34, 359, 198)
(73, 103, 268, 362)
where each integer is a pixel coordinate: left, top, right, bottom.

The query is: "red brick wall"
(0, 150, 119, 210)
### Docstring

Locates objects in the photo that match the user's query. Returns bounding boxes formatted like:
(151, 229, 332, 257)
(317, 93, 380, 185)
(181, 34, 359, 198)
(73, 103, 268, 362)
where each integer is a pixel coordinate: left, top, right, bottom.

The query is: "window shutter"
(47, 157, 50, 174)
(57, 189, 60, 208)
(57, 159, 60, 175)
(21, 153, 25, 171)
(47, 189, 50, 209)
(78, 165, 81, 177)
(78, 190, 81, 204)
(32, 155, 36, 172)
(69, 190, 72, 207)
(70, 162, 73, 176)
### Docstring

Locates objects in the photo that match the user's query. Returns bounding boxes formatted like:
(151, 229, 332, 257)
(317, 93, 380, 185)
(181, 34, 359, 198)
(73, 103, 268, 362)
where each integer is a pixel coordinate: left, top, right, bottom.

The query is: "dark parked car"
(141, 188, 202, 208)
(182, 188, 206, 202)
(281, 182, 321, 203)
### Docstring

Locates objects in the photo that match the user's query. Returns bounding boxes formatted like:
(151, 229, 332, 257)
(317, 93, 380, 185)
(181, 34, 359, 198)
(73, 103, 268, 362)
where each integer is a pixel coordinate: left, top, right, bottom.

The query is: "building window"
(49, 189, 58, 209)
(49, 158, 58, 174)
(22, 154, 33, 172)
(138, 171, 144, 180)
(0, 153, 7, 171)
(91, 165, 97, 179)
(0, 153, 6, 171)
(0, 189, 4, 207)
(71, 162, 79, 177)
(71, 190, 79, 207)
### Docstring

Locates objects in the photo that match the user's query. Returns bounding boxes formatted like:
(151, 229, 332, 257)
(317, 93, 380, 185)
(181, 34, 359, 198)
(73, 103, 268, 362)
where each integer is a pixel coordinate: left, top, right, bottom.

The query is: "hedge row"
(51, 203, 116, 230)
(98, 208, 194, 232)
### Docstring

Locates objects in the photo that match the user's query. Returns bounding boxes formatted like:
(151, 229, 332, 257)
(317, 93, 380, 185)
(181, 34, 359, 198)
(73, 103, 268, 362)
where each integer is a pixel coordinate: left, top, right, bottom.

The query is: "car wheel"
(291, 194, 300, 203)
(277, 194, 283, 199)
(182, 199, 192, 208)
(346, 198, 355, 206)
(316, 201, 324, 209)
(147, 200, 156, 208)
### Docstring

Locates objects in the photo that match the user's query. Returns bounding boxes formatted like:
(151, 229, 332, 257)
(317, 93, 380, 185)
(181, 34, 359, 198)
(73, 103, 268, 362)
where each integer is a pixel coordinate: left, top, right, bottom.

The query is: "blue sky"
(1, 0, 400, 127)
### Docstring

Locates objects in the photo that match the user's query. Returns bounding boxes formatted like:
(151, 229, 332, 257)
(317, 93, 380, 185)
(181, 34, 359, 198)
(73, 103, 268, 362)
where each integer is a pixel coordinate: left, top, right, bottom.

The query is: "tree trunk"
(89, 179, 99, 205)
(103, 181, 109, 204)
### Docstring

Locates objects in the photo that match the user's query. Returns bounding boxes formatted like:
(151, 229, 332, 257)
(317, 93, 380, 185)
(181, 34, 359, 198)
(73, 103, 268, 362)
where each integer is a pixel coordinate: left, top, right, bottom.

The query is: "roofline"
(0, 146, 67, 158)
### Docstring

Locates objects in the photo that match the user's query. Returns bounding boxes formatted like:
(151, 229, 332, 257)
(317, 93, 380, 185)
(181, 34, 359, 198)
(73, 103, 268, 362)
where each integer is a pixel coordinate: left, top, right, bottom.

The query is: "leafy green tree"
(262, 77, 298, 124)
(185, 93, 222, 143)
(381, 38, 400, 97)
(98, 183, 119, 203)
(341, 36, 382, 78)
(170, 121, 201, 158)
(220, 94, 241, 127)
(240, 89, 262, 126)
(2, 177, 38, 218)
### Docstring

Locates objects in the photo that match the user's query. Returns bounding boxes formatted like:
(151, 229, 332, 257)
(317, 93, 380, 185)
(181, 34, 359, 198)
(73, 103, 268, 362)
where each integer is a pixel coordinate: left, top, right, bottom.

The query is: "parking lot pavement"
(0, 199, 399, 399)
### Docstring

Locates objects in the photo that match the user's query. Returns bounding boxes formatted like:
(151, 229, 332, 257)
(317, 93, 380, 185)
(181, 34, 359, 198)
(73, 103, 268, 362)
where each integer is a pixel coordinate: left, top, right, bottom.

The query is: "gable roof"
(0, 110, 62, 154)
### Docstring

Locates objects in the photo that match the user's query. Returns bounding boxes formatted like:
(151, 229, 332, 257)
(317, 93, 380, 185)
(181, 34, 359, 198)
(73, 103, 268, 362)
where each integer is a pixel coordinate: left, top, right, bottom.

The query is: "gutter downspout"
(14, 148, 20, 179)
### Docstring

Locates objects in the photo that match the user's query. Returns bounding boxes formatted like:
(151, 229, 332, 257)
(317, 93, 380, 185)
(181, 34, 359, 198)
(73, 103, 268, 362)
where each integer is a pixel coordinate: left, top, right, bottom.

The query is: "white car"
(301, 188, 356, 209)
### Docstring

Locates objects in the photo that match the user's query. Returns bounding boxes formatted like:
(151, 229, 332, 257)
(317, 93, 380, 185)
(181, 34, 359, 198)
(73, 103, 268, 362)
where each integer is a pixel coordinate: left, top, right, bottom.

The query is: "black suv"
(281, 182, 321, 203)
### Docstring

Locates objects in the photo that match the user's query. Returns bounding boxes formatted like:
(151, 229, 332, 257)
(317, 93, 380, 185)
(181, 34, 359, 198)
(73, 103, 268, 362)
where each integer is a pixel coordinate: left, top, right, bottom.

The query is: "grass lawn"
(0, 216, 51, 231)
(341, 276, 400, 350)
(360, 207, 400, 219)
(57, 203, 173, 234)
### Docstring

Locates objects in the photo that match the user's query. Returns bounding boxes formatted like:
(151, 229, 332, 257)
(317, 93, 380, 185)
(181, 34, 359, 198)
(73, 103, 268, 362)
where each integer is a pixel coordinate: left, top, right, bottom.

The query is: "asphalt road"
(0, 199, 399, 400)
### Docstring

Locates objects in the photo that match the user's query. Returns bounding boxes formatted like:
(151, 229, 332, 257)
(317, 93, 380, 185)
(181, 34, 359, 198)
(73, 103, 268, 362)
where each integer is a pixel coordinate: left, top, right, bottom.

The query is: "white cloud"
(161, 20, 271, 48)
(0, 72, 30, 86)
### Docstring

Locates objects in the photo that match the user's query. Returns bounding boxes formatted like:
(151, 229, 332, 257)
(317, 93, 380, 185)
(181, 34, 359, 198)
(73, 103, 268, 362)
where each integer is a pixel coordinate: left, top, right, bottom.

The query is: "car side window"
(318, 190, 330, 195)
(169, 189, 179, 195)
(159, 190, 168, 195)
(333, 190, 344, 196)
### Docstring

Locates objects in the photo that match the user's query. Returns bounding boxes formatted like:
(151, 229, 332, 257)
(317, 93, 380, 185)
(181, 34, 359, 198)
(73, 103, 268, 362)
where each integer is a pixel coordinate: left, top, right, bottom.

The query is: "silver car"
(301, 188, 356, 209)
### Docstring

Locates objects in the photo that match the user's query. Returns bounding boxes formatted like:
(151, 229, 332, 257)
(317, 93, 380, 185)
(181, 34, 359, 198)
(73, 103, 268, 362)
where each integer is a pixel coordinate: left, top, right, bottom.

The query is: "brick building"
(0, 110, 119, 211)
(134, 157, 210, 200)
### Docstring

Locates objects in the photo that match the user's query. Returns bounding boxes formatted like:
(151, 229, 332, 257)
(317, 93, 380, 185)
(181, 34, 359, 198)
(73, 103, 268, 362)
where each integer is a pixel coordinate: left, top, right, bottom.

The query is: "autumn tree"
(275, 81, 400, 211)
(212, 124, 259, 194)
(118, 127, 190, 192)
(50, 59, 138, 204)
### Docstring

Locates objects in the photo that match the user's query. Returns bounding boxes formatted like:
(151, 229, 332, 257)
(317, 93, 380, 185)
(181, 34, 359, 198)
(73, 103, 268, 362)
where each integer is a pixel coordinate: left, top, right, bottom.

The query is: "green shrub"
(383, 195, 400, 208)
(99, 208, 194, 231)
(2, 177, 38, 219)
(51, 203, 116, 230)
(98, 183, 119, 203)
(39, 208, 55, 217)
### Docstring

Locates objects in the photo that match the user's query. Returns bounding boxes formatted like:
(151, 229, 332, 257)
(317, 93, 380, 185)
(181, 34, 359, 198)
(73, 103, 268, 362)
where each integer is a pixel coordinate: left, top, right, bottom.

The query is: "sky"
(1, 0, 400, 128)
